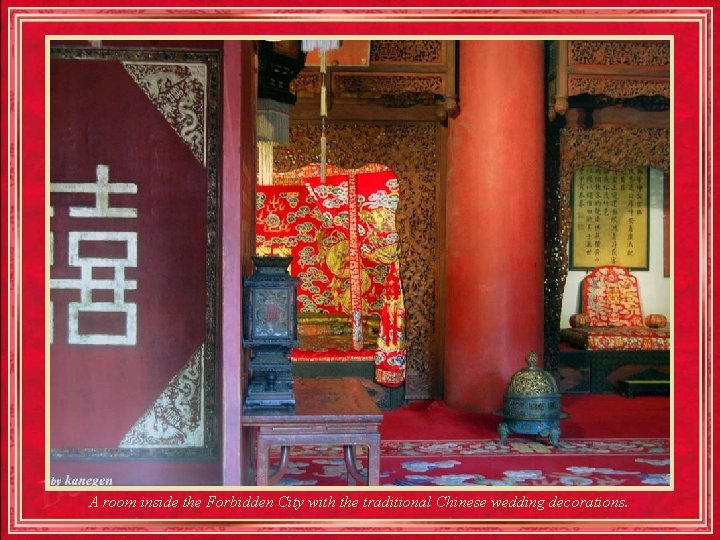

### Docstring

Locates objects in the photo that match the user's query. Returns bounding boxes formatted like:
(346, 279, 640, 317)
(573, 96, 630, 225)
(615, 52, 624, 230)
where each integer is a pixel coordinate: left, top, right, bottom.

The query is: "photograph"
(2, 1, 713, 536)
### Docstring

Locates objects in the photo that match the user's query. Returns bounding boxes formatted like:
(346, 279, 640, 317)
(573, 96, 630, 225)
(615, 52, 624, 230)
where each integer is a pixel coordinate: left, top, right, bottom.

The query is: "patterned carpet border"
(272, 438, 669, 457)
(271, 439, 670, 487)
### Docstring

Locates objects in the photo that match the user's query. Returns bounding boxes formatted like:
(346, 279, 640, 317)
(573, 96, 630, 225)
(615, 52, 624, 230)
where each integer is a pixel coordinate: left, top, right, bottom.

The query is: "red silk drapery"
(263, 163, 407, 387)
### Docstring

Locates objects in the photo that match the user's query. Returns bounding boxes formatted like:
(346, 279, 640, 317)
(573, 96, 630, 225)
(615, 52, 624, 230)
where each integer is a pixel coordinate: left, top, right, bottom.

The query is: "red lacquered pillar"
(445, 41, 545, 412)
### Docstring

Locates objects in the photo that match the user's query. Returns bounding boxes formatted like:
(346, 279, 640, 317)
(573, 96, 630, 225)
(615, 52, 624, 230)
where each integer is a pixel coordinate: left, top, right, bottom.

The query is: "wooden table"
(242, 377, 383, 486)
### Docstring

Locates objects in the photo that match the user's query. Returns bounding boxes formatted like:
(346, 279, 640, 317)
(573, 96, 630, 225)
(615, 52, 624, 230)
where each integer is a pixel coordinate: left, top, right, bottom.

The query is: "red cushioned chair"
(561, 266, 669, 351)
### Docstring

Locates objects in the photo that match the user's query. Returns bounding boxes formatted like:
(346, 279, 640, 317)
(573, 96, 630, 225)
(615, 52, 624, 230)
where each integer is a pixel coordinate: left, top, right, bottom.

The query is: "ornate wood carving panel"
(567, 77, 670, 99)
(568, 41, 670, 67)
(292, 40, 456, 122)
(548, 40, 670, 117)
(332, 73, 445, 97)
(292, 72, 322, 97)
(370, 40, 445, 64)
(274, 122, 441, 399)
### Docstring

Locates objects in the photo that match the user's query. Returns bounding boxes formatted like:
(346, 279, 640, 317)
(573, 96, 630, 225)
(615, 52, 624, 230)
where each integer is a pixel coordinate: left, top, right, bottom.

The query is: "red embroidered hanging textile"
(270, 163, 407, 387)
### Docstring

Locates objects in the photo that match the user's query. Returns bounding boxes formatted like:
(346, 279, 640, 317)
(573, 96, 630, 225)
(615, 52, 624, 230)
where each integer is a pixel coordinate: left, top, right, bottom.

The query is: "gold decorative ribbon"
(348, 172, 363, 350)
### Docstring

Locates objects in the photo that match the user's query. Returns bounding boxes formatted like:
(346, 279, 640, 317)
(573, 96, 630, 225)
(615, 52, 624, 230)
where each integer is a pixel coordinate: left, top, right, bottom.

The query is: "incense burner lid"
(505, 351, 559, 397)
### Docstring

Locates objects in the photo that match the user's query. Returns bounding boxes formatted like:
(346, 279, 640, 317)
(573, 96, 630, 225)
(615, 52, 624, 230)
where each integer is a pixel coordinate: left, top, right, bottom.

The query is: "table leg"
(268, 446, 290, 485)
(343, 445, 367, 485)
(367, 434, 380, 486)
(256, 437, 270, 486)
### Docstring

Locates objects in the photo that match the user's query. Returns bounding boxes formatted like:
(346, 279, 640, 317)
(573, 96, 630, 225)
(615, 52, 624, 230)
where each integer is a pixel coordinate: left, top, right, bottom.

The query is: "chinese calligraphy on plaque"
(570, 166, 649, 270)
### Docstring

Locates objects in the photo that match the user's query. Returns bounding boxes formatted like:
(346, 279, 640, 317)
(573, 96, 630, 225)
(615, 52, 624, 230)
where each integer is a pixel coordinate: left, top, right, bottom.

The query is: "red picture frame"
(2, 2, 712, 537)
(664, 171, 671, 277)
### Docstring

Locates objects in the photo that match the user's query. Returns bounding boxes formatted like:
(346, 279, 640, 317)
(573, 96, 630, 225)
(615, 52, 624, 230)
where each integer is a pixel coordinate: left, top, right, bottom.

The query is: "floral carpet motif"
(271, 438, 670, 487)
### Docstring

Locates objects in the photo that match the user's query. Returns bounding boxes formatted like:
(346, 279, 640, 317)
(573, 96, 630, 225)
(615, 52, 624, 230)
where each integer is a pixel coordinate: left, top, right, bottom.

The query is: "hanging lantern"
(257, 98, 291, 185)
(256, 41, 305, 186)
(301, 40, 342, 53)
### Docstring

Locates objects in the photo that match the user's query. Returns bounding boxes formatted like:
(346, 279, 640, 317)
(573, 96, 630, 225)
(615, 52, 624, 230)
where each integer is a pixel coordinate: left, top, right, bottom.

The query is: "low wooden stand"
(617, 369, 671, 398)
(242, 377, 383, 486)
(556, 346, 670, 394)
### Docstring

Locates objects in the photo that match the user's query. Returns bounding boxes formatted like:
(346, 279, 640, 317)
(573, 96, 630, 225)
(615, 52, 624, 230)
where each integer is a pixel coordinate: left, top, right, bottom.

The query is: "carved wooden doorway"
(275, 40, 457, 401)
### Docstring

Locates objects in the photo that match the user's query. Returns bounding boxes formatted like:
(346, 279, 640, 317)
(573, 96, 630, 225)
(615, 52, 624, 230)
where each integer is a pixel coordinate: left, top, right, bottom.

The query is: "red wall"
(220, 40, 257, 486)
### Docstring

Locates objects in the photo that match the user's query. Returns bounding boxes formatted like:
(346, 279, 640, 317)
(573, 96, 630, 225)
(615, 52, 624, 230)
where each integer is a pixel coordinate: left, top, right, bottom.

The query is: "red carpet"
(271, 395, 671, 487)
(275, 437, 670, 487)
(379, 394, 670, 440)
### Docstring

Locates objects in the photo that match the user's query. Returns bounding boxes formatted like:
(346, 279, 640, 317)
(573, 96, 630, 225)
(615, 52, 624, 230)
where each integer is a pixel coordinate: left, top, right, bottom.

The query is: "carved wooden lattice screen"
(268, 38, 462, 400)
(274, 122, 442, 399)
(274, 40, 454, 400)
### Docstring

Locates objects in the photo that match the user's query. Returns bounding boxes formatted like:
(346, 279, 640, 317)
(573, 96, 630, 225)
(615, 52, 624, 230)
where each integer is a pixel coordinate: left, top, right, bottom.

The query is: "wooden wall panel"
(49, 45, 222, 484)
